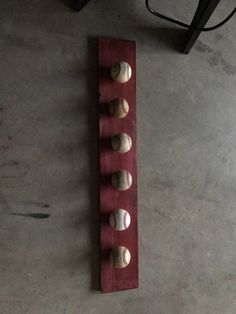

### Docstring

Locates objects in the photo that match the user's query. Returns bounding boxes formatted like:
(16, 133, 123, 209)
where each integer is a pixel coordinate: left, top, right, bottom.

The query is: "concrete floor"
(1, 0, 236, 313)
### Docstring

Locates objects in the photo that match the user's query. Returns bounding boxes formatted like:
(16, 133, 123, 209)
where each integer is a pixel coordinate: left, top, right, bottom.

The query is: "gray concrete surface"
(1, 0, 236, 313)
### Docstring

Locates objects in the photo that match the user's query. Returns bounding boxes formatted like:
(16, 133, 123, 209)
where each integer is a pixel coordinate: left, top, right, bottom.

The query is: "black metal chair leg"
(183, 0, 220, 54)
(72, 0, 91, 12)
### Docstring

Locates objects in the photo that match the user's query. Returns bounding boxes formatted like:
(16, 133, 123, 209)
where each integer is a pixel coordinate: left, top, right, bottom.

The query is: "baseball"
(109, 209, 131, 231)
(110, 246, 131, 269)
(111, 61, 132, 83)
(111, 133, 132, 153)
(108, 98, 129, 118)
(111, 170, 132, 191)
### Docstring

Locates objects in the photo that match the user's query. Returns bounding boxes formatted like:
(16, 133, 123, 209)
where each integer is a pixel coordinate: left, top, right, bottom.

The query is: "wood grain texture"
(98, 37, 138, 293)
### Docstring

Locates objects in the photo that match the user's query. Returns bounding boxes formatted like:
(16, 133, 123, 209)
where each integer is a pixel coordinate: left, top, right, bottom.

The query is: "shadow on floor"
(136, 26, 186, 53)
(56, 0, 186, 53)
(57, 0, 91, 12)
(86, 37, 100, 291)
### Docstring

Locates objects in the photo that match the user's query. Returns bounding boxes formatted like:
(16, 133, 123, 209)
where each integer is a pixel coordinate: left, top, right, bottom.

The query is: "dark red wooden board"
(98, 37, 138, 293)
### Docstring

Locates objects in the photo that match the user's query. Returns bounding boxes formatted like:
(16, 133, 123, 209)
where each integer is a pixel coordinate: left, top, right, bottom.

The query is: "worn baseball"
(109, 209, 131, 231)
(111, 133, 132, 153)
(110, 246, 131, 269)
(111, 61, 132, 83)
(111, 170, 132, 191)
(108, 98, 129, 118)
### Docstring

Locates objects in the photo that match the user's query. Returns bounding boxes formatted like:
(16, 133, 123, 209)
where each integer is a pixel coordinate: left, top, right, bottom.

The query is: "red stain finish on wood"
(99, 38, 138, 293)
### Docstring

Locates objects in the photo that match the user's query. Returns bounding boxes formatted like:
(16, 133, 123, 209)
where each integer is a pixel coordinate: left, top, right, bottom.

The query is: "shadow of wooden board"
(98, 37, 138, 293)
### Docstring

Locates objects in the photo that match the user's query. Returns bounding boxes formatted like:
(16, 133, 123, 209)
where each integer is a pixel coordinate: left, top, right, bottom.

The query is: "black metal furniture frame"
(72, 0, 221, 54)
(183, 0, 221, 53)
(72, 0, 91, 12)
